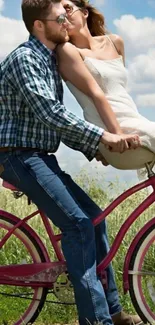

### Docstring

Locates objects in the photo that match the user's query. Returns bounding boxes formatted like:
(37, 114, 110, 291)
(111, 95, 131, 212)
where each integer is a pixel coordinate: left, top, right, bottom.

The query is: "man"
(0, 0, 142, 324)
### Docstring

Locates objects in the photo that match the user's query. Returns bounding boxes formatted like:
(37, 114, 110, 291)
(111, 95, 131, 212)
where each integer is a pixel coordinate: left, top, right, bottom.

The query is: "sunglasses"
(39, 13, 68, 25)
(65, 4, 82, 16)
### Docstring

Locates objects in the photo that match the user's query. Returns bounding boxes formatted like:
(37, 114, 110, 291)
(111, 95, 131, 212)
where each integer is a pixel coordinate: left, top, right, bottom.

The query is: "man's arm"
(7, 49, 103, 161)
(7, 49, 140, 160)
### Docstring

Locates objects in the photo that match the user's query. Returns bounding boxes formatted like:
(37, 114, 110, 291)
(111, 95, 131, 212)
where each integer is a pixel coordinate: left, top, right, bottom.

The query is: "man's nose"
(62, 16, 70, 27)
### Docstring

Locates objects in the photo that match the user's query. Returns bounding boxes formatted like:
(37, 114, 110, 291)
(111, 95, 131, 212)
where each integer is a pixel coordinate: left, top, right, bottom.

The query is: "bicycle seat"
(98, 145, 155, 170)
(2, 180, 19, 191)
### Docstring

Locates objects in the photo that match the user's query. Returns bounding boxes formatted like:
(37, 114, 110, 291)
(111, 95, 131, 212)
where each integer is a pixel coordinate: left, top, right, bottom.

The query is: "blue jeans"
(0, 149, 121, 325)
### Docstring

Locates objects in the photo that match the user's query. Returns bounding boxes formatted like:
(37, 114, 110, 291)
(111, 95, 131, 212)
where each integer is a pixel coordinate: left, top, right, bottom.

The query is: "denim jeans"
(0, 149, 121, 325)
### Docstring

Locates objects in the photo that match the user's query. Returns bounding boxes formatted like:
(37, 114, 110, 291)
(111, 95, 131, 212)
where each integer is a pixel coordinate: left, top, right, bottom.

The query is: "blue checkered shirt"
(0, 35, 103, 160)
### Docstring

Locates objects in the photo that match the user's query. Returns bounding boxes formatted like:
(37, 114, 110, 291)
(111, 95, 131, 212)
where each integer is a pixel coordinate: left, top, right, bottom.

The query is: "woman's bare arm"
(57, 42, 122, 135)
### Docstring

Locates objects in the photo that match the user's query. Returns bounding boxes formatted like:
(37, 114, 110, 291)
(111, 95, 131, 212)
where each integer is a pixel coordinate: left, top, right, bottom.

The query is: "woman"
(56, 0, 155, 171)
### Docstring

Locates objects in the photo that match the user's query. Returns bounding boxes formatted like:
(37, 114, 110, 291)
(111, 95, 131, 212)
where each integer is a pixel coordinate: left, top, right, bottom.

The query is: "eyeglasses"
(39, 13, 68, 25)
(64, 4, 82, 17)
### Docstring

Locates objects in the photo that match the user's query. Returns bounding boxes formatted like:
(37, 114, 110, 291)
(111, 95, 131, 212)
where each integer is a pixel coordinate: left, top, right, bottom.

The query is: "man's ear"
(34, 20, 44, 32)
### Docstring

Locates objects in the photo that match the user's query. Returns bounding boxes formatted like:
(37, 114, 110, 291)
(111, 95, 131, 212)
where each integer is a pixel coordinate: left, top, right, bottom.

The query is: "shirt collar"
(28, 35, 55, 61)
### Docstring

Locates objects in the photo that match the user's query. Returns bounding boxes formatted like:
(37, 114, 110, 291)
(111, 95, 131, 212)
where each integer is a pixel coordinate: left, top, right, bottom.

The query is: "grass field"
(0, 174, 154, 324)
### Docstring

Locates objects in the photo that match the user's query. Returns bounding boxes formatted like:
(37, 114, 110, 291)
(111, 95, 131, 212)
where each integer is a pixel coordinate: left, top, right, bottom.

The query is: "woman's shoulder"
(56, 42, 78, 57)
(108, 33, 124, 51)
(94, 33, 124, 46)
(107, 34, 125, 63)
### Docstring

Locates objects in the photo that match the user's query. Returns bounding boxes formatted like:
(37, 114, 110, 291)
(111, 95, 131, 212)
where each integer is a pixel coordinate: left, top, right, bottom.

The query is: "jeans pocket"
(0, 153, 20, 188)
(0, 153, 8, 178)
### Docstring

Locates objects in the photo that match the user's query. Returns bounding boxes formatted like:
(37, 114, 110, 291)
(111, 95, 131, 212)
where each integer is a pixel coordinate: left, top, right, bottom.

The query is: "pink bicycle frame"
(94, 174, 155, 292)
(0, 174, 155, 291)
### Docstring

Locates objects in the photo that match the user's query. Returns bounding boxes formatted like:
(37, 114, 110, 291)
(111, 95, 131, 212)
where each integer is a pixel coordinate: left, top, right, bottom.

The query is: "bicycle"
(0, 163, 155, 325)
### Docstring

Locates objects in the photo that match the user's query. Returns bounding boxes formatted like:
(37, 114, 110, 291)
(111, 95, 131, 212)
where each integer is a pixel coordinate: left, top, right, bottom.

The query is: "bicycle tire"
(0, 213, 48, 325)
(128, 224, 155, 324)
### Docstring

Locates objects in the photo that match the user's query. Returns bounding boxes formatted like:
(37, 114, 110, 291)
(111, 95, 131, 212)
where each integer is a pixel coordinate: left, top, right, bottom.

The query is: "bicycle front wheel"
(128, 224, 155, 324)
(0, 214, 48, 325)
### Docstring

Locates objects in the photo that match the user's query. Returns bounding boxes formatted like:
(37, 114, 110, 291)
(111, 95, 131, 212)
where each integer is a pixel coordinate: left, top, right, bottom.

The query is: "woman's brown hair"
(69, 0, 107, 36)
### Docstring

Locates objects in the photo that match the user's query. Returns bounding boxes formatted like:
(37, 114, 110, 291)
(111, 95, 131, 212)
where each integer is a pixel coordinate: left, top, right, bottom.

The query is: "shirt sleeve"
(8, 50, 104, 161)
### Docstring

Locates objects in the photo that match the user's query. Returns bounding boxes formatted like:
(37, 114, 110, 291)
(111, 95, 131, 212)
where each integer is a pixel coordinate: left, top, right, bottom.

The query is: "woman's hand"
(101, 131, 141, 153)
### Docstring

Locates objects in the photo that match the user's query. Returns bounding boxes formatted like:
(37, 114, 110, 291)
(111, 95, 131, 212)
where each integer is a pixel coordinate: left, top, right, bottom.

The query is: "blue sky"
(3, 0, 155, 20)
(2, 0, 22, 19)
(0, 0, 155, 186)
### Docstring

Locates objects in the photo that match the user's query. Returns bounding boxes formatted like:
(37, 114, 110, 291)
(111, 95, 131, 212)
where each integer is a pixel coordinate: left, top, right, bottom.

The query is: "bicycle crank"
(53, 272, 75, 304)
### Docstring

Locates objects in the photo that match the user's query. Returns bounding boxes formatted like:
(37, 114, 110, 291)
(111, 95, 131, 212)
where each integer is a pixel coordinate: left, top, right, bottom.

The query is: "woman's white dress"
(66, 38, 155, 171)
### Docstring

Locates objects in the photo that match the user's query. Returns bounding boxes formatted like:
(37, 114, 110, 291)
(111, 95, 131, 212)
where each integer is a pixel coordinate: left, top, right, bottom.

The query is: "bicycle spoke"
(129, 270, 155, 276)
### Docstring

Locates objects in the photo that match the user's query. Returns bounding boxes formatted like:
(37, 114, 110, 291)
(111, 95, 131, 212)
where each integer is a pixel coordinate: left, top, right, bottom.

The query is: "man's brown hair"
(22, 0, 60, 34)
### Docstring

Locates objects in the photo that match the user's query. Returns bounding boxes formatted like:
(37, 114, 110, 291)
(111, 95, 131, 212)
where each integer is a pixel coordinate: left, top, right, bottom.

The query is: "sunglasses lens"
(65, 4, 74, 14)
(57, 14, 66, 24)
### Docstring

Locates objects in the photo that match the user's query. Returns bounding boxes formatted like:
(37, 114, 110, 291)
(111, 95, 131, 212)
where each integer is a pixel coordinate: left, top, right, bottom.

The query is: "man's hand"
(95, 150, 109, 166)
(101, 131, 141, 153)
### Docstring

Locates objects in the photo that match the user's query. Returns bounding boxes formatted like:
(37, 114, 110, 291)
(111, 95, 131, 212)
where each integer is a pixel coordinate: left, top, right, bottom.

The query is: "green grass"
(0, 173, 154, 324)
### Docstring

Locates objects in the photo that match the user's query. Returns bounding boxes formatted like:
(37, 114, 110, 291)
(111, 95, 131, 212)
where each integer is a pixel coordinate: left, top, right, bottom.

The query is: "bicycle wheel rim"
(129, 226, 155, 323)
(0, 215, 47, 325)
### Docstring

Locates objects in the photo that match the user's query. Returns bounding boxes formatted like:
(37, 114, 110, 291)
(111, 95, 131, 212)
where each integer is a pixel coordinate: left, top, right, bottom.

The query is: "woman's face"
(62, 0, 87, 36)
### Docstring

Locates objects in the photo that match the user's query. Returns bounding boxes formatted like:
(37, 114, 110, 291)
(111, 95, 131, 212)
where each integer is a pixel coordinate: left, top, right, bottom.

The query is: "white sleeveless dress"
(66, 39, 155, 171)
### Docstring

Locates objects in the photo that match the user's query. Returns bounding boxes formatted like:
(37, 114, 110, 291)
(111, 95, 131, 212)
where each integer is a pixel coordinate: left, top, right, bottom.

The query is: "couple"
(0, 0, 153, 325)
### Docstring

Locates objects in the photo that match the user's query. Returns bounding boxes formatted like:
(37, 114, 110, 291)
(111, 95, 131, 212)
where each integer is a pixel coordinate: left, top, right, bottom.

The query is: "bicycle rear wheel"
(0, 214, 48, 325)
(128, 224, 155, 324)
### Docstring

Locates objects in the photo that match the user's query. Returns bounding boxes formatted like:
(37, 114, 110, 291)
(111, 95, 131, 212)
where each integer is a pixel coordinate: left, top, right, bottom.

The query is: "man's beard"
(44, 26, 69, 44)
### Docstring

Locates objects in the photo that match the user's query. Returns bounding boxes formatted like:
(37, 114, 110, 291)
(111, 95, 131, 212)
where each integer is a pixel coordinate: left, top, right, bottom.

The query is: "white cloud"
(114, 15, 155, 52)
(93, 0, 105, 6)
(55, 142, 138, 190)
(128, 52, 155, 82)
(127, 50, 155, 95)
(0, 16, 28, 60)
(136, 94, 155, 108)
(113, 15, 155, 110)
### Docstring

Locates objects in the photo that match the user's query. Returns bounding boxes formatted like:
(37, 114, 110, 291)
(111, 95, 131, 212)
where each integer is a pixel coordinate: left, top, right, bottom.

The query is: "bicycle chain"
(0, 290, 75, 305)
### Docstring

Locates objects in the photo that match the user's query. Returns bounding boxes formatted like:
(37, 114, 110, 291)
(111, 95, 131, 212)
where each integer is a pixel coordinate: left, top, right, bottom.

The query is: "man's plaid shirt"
(0, 35, 103, 160)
